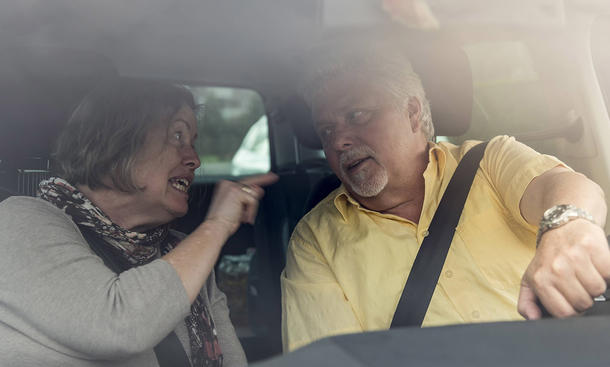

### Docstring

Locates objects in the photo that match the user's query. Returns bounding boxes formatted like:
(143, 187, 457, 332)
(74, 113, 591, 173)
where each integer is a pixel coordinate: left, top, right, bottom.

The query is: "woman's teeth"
(170, 178, 189, 192)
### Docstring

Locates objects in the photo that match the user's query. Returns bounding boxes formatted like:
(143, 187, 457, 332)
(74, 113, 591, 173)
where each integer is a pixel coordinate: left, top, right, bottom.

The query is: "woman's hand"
(164, 172, 278, 303)
(204, 172, 279, 238)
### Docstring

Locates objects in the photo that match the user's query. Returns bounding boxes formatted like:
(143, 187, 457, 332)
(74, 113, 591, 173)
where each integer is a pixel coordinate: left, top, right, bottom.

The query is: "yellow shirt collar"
(332, 142, 447, 222)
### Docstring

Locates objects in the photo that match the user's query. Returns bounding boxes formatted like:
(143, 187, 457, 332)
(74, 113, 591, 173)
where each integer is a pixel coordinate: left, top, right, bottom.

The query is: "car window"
(440, 40, 551, 144)
(592, 16, 610, 121)
(187, 86, 269, 180)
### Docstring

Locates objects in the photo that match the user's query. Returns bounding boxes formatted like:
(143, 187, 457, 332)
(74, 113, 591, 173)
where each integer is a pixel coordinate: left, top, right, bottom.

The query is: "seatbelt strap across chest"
(391, 142, 489, 328)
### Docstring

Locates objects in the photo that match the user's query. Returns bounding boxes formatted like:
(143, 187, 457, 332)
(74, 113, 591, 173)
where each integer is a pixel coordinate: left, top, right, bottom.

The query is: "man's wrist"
(536, 204, 598, 247)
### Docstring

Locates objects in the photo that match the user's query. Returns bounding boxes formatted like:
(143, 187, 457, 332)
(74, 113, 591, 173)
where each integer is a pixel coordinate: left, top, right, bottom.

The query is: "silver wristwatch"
(536, 204, 596, 246)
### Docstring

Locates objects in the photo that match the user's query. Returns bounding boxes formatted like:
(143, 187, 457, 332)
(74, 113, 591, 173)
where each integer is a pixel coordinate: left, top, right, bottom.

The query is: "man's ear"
(406, 97, 422, 132)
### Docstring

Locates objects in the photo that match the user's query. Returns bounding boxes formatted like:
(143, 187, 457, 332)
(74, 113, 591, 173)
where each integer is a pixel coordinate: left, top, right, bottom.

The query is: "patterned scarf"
(39, 177, 223, 367)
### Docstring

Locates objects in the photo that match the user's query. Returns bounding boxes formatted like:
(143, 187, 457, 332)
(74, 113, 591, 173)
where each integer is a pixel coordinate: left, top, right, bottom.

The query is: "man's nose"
(330, 127, 354, 151)
(183, 146, 201, 170)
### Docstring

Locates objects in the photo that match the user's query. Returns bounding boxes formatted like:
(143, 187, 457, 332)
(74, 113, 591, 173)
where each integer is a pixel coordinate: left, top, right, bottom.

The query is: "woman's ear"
(406, 97, 422, 132)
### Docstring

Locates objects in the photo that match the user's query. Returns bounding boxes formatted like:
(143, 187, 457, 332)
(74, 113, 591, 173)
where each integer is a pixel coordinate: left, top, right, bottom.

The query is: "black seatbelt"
(80, 229, 192, 367)
(391, 142, 488, 328)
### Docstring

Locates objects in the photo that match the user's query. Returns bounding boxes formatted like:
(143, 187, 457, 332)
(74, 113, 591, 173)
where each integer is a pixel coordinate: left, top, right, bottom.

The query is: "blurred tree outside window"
(186, 86, 269, 178)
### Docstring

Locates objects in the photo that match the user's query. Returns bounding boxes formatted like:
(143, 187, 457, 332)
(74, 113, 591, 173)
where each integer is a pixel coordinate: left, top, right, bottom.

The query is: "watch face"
(538, 205, 595, 246)
(544, 205, 570, 222)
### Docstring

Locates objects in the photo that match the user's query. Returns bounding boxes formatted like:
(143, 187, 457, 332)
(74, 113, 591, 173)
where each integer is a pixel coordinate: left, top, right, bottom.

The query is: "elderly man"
(280, 37, 610, 352)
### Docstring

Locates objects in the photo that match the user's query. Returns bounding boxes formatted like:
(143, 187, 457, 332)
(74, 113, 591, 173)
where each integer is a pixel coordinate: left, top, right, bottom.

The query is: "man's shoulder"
(302, 185, 344, 222)
(436, 135, 522, 161)
(290, 186, 345, 248)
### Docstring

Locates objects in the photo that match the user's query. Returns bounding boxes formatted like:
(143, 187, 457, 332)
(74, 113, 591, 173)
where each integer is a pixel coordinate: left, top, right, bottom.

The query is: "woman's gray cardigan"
(0, 196, 247, 367)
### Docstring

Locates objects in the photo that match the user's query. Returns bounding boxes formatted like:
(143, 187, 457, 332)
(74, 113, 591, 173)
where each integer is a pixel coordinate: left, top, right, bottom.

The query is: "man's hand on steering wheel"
(518, 218, 610, 319)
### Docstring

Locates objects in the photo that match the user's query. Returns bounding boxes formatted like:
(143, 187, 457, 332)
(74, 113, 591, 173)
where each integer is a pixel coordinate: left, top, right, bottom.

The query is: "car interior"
(2, 0, 610, 364)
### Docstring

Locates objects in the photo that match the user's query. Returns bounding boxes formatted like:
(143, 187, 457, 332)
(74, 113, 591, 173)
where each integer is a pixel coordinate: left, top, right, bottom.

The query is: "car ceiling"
(5, 0, 609, 86)
(0, 0, 319, 88)
(0, 0, 321, 160)
(1, 0, 610, 160)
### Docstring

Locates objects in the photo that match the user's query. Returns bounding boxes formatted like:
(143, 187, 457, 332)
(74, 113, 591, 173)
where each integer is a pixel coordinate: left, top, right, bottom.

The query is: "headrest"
(288, 31, 473, 150)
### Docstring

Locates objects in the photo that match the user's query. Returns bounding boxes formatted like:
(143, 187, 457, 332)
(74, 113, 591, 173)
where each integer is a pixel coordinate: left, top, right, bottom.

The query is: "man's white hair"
(300, 33, 435, 141)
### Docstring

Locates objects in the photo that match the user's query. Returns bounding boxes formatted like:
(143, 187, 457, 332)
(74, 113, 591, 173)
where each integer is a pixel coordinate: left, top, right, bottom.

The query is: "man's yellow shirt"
(281, 136, 565, 352)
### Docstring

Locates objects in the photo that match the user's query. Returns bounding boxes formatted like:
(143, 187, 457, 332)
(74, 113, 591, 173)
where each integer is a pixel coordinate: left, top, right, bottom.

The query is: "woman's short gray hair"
(53, 78, 196, 192)
(300, 34, 435, 141)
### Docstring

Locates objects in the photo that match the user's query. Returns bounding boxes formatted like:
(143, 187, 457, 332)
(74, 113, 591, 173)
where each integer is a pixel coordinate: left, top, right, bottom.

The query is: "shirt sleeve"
(206, 270, 247, 367)
(281, 221, 362, 352)
(0, 197, 191, 360)
(478, 135, 568, 229)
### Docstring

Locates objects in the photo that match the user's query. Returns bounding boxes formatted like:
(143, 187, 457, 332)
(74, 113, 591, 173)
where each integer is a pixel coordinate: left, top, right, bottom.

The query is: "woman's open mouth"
(169, 177, 190, 193)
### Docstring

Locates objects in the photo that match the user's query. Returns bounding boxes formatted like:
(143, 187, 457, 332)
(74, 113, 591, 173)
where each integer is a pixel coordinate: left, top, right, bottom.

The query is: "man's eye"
(174, 131, 183, 141)
(347, 110, 368, 124)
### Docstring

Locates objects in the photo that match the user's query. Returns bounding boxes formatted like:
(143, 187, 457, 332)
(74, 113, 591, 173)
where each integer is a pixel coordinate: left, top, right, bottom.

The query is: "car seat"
(0, 187, 16, 203)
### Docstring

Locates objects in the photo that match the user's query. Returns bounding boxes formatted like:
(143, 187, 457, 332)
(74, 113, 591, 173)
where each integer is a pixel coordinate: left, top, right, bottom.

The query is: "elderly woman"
(0, 79, 277, 366)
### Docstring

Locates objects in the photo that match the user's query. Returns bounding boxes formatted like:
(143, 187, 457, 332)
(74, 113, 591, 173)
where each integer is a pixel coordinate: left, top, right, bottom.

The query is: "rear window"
(187, 86, 269, 180)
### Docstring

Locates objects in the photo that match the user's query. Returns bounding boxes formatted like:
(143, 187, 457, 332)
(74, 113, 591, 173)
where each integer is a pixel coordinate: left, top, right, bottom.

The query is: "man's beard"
(338, 145, 389, 198)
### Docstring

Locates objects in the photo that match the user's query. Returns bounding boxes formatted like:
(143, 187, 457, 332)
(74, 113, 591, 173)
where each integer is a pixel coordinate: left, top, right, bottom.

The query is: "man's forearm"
(517, 166, 610, 319)
(520, 167, 607, 228)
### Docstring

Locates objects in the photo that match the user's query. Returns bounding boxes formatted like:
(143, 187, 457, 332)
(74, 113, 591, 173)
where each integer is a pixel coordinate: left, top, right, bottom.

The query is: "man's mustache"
(339, 146, 378, 170)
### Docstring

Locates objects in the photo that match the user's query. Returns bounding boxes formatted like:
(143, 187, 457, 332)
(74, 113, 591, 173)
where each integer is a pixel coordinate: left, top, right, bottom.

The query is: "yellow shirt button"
(445, 270, 453, 278)
(422, 230, 429, 237)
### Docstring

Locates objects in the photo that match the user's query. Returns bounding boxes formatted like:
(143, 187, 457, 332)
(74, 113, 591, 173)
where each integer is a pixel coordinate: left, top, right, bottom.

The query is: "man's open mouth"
(169, 177, 191, 193)
(347, 157, 371, 172)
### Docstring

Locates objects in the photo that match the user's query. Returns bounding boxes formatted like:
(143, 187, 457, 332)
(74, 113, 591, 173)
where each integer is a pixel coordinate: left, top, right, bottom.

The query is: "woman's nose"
(183, 146, 201, 169)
